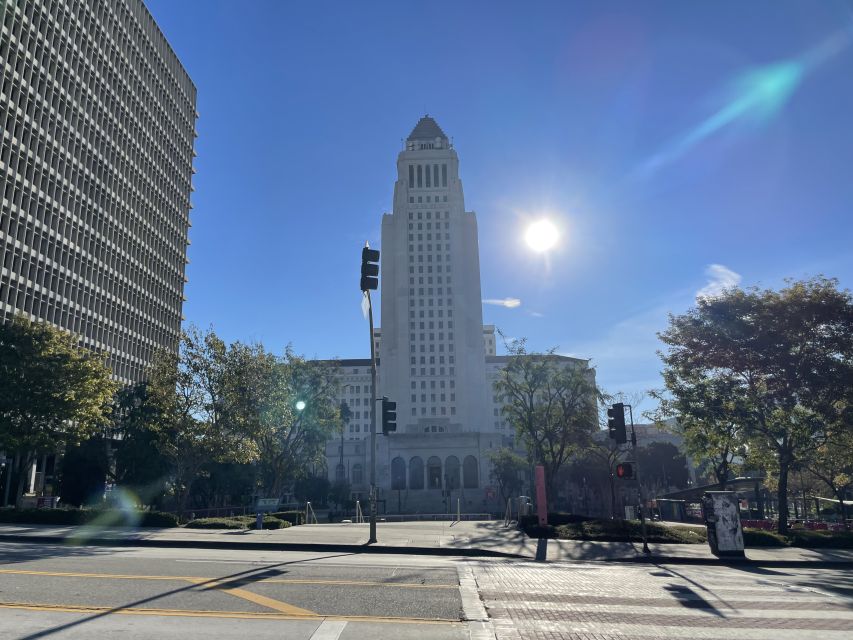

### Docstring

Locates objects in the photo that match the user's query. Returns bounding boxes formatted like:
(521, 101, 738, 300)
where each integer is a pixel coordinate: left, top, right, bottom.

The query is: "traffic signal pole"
(626, 404, 650, 555)
(367, 289, 378, 544)
(360, 244, 380, 545)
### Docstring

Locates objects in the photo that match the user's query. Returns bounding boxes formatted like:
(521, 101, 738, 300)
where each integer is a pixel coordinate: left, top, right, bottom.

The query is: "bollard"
(256, 512, 263, 530)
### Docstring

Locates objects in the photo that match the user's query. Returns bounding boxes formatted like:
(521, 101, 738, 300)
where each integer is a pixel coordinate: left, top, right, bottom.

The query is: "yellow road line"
(0, 569, 456, 590)
(0, 601, 460, 625)
(186, 577, 316, 616)
(250, 577, 456, 589)
(0, 569, 182, 581)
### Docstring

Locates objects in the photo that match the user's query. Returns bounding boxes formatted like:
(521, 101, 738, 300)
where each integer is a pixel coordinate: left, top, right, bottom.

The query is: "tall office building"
(0, 0, 196, 383)
(326, 117, 593, 513)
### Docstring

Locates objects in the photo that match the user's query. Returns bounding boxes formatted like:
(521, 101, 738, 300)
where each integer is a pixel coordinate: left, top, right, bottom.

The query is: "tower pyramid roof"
(407, 115, 447, 141)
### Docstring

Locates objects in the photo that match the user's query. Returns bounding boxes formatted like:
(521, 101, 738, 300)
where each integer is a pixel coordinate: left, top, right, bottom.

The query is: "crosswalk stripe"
(488, 621, 853, 640)
(487, 601, 853, 619)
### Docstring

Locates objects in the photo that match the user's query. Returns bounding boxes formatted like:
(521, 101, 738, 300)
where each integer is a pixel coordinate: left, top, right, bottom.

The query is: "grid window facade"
(0, 0, 197, 383)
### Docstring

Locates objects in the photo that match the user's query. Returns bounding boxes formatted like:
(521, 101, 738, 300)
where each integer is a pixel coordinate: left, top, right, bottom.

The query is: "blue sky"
(147, 0, 853, 407)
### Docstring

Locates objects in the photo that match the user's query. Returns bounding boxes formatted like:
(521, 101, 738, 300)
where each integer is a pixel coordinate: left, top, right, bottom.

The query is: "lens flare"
(635, 29, 852, 177)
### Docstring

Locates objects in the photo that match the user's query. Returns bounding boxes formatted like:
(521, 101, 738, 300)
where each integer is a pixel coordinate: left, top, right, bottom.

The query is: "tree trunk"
(836, 488, 849, 530)
(716, 464, 727, 491)
(14, 452, 36, 506)
(777, 463, 790, 534)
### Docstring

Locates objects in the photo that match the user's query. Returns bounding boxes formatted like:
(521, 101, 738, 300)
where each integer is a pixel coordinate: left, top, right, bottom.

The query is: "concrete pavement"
(0, 521, 851, 566)
(2, 540, 852, 640)
(468, 559, 853, 639)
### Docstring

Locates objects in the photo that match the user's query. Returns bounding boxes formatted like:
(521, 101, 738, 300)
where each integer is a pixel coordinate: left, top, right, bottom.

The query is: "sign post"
(534, 465, 548, 561)
(254, 498, 278, 531)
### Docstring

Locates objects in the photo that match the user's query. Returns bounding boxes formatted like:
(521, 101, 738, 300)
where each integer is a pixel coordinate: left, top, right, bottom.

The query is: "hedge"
(517, 513, 593, 529)
(0, 508, 179, 528)
(786, 530, 853, 548)
(548, 519, 708, 544)
(184, 517, 247, 530)
(522, 521, 853, 548)
(184, 515, 291, 530)
(270, 510, 305, 526)
(742, 528, 788, 546)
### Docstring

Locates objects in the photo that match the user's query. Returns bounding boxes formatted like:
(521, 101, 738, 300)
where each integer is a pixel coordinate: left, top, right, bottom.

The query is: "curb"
(558, 554, 853, 569)
(1, 534, 850, 568)
(0, 533, 527, 559)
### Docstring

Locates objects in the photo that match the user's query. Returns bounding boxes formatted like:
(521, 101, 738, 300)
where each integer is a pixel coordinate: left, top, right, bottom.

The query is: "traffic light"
(607, 402, 627, 444)
(381, 397, 397, 434)
(616, 463, 634, 479)
(360, 247, 380, 291)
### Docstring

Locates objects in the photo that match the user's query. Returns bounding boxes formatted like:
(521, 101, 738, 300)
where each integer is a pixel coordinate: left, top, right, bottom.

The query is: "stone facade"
(324, 117, 592, 514)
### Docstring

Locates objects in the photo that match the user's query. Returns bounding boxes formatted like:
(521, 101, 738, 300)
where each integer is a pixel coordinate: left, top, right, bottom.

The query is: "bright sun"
(525, 219, 559, 253)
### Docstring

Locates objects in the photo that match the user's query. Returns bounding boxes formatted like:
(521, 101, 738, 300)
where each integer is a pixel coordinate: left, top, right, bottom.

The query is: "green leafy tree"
(494, 340, 599, 510)
(650, 374, 747, 489)
(145, 326, 259, 516)
(636, 442, 690, 493)
(658, 277, 853, 533)
(805, 419, 853, 525)
(251, 351, 339, 500)
(294, 475, 331, 506)
(111, 383, 171, 507)
(0, 317, 117, 503)
(192, 462, 256, 511)
(487, 447, 527, 503)
(329, 480, 353, 511)
(58, 436, 110, 507)
(584, 438, 624, 519)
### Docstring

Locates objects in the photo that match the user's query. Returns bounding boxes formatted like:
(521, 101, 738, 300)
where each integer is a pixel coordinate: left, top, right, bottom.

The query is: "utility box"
(702, 491, 745, 557)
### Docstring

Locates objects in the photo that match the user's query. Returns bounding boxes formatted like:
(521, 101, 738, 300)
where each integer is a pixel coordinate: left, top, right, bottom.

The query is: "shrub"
(525, 524, 557, 539)
(185, 517, 247, 529)
(270, 511, 305, 526)
(742, 528, 788, 546)
(0, 508, 179, 528)
(184, 515, 291, 530)
(137, 511, 180, 528)
(517, 513, 593, 530)
(787, 530, 853, 549)
(260, 516, 290, 530)
(526, 517, 708, 544)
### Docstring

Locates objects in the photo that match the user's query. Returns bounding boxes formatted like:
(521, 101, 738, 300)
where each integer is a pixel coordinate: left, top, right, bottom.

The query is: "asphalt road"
(2, 540, 852, 640)
(0, 542, 469, 639)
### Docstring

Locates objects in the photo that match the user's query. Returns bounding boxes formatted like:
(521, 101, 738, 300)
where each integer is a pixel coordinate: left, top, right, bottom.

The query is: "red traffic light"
(616, 463, 634, 479)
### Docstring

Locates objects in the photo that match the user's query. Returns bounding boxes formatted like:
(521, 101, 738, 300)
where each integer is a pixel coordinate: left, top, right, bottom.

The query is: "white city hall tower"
(380, 116, 489, 438)
(326, 117, 590, 514)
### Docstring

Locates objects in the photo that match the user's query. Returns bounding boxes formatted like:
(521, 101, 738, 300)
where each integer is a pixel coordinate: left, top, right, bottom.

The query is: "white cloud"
(696, 264, 741, 299)
(483, 297, 522, 308)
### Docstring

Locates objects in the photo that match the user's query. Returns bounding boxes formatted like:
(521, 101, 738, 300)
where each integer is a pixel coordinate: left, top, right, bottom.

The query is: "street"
(0, 542, 467, 639)
(0, 541, 851, 639)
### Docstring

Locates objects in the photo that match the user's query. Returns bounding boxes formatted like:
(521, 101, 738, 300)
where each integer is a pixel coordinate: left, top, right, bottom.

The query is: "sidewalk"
(1, 521, 851, 566)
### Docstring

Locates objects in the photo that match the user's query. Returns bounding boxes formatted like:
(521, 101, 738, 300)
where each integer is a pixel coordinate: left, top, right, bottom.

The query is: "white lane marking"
(309, 619, 347, 640)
